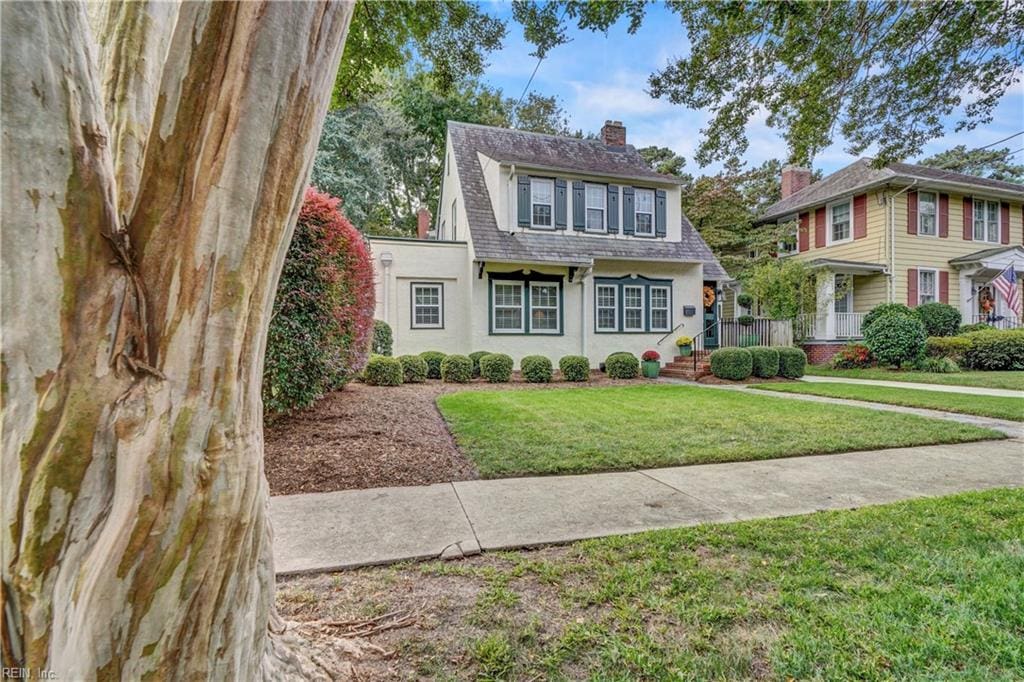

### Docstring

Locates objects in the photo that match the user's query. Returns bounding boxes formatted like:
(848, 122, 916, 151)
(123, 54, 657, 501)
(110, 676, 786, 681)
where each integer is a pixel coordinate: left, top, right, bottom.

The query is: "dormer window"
(531, 178, 554, 228)
(585, 183, 606, 232)
(634, 188, 655, 236)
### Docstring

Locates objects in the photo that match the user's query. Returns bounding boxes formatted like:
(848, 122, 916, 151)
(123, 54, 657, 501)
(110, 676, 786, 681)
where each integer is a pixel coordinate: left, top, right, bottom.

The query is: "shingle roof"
(761, 158, 1024, 222)
(448, 121, 726, 278)
(948, 245, 1024, 265)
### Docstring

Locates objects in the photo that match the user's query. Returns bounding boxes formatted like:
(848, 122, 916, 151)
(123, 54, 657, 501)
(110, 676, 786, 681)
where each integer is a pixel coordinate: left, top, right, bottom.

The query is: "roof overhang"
(494, 159, 685, 186)
(807, 258, 887, 274)
(949, 245, 1024, 269)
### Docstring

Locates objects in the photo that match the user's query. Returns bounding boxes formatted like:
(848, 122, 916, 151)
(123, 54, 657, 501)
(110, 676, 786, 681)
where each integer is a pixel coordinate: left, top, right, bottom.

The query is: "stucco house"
(741, 160, 1024, 363)
(366, 120, 726, 367)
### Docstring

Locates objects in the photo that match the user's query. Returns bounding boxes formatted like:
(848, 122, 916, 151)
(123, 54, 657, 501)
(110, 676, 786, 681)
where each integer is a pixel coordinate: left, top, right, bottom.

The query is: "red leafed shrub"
(641, 350, 660, 362)
(263, 187, 375, 414)
(830, 342, 873, 369)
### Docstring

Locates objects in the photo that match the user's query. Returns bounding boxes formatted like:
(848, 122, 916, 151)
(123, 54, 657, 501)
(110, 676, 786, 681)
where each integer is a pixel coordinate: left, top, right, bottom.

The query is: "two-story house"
(366, 120, 725, 367)
(751, 159, 1024, 363)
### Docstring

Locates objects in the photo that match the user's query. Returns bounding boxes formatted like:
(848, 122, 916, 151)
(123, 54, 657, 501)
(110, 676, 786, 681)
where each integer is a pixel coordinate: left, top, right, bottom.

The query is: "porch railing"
(835, 312, 866, 338)
(795, 312, 866, 339)
(970, 314, 1022, 329)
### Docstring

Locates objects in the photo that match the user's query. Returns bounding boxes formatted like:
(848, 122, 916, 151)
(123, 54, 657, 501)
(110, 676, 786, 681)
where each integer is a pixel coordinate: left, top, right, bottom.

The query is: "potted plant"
(641, 350, 661, 378)
(675, 335, 693, 357)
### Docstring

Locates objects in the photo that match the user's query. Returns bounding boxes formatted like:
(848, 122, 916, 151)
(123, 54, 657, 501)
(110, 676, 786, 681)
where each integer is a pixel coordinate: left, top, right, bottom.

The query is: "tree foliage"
(513, 1, 1024, 166)
(920, 144, 1024, 184)
(264, 189, 375, 415)
(739, 257, 818, 321)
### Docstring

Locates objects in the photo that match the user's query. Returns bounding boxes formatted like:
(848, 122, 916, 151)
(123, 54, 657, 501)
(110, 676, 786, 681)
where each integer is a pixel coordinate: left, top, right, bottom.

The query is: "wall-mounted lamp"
(379, 251, 394, 266)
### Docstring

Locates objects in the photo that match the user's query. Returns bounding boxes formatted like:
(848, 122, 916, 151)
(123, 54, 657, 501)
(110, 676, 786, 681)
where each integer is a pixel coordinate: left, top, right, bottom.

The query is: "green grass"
(806, 365, 1024, 391)
(754, 381, 1024, 421)
(322, 490, 1024, 680)
(436, 385, 1002, 477)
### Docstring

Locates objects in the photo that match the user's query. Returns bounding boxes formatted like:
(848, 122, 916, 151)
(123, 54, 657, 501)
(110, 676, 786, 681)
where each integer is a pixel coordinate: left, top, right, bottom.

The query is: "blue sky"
(479, 1, 1024, 176)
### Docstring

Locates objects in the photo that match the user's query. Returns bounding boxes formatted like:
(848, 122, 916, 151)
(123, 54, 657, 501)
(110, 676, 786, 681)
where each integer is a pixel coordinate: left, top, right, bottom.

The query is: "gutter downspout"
(577, 265, 592, 358)
(887, 180, 917, 302)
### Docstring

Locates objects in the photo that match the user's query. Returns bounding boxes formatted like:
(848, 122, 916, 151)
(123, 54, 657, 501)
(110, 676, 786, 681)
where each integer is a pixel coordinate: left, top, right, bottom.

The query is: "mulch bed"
(264, 374, 637, 496)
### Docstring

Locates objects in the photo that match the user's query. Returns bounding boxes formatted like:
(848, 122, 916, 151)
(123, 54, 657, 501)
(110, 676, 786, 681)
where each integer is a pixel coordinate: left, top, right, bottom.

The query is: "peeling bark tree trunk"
(1, 2, 352, 678)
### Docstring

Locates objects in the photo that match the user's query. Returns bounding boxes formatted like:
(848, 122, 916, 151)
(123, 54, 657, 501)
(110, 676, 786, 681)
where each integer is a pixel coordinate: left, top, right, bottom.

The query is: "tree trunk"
(1, 1, 352, 678)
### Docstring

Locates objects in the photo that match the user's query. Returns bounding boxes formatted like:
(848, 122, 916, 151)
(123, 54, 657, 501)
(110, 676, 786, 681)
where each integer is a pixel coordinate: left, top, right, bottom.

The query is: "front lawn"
(754, 381, 1024, 421)
(436, 385, 1002, 477)
(806, 365, 1024, 391)
(278, 489, 1024, 680)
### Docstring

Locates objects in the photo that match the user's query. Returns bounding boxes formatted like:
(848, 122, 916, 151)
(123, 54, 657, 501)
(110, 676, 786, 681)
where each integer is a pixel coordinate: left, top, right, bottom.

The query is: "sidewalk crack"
(450, 482, 482, 550)
(637, 470, 732, 517)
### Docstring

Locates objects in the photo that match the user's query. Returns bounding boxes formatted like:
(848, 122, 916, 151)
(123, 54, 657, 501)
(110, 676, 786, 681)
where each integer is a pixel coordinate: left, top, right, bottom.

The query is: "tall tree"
(638, 145, 688, 178)
(919, 144, 1024, 184)
(513, 1, 1024, 166)
(2, 2, 351, 678)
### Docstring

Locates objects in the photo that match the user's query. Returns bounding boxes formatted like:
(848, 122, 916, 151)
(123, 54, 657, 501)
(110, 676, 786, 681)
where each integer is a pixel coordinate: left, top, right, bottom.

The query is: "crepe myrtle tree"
(1, 1, 352, 679)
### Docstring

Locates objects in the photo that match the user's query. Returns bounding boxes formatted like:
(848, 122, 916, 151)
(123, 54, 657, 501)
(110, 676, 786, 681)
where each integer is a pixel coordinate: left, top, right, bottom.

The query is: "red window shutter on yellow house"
(798, 212, 809, 252)
(962, 197, 973, 240)
(853, 194, 867, 239)
(939, 271, 949, 303)
(1001, 202, 1010, 244)
(907, 268, 918, 306)
(938, 193, 949, 237)
(907, 191, 917, 235)
(814, 207, 826, 247)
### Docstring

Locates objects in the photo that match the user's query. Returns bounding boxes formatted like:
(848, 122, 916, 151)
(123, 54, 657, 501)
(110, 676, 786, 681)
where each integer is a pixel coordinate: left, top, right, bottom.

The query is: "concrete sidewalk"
(272, 439, 1022, 576)
(800, 374, 1024, 398)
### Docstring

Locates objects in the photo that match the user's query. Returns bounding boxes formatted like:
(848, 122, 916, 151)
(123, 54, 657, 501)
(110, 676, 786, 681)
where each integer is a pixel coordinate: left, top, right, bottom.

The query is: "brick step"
(673, 353, 711, 362)
(664, 362, 710, 371)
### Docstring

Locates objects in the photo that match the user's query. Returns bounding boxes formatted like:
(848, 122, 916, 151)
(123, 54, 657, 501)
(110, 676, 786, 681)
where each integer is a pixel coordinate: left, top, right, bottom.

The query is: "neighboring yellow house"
(749, 159, 1024, 363)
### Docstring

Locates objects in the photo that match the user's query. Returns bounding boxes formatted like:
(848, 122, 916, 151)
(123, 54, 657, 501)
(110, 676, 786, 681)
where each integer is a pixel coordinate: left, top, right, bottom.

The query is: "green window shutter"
(655, 189, 667, 237)
(572, 181, 585, 231)
(622, 186, 635, 235)
(517, 175, 531, 227)
(554, 179, 567, 229)
(607, 185, 619, 233)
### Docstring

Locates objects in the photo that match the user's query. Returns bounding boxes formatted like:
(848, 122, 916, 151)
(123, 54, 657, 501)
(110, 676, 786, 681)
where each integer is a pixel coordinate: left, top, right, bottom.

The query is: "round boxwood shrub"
(961, 329, 1024, 370)
(364, 355, 403, 386)
(863, 313, 927, 366)
(605, 352, 640, 379)
(520, 355, 553, 383)
(710, 348, 753, 381)
(777, 347, 807, 378)
(915, 302, 961, 337)
(862, 303, 915, 335)
(372, 319, 393, 356)
(468, 350, 491, 378)
(748, 346, 780, 378)
(479, 353, 513, 382)
(398, 354, 427, 383)
(419, 351, 447, 379)
(440, 354, 473, 383)
(559, 355, 590, 382)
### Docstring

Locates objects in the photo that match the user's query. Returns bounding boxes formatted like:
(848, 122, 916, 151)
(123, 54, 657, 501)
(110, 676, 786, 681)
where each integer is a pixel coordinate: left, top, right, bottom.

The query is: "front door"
(703, 281, 719, 349)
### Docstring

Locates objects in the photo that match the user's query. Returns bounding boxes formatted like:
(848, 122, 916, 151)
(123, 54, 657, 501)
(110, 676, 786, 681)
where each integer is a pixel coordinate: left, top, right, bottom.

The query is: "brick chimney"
(781, 165, 812, 198)
(417, 207, 431, 239)
(600, 120, 626, 147)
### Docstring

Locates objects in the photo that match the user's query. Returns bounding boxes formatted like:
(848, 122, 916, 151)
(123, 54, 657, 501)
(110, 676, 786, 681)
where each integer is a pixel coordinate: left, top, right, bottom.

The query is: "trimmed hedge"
(479, 353, 513, 382)
(364, 355, 403, 386)
(710, 348, 753, 380)
(915, 302, 961, 337)
(862, 303, 916, 335)
(925, 336, 971, 361)
(605, 352, 640, 379)
(778, 347, 807, 378)
(559, 355, 590, 382)
(372, 319, 393, 356)
(958, 322, 992, 335)
(440, 354, 473, 383)
(863, 314, 927, 366)
(749, 346, 780, 378)
(521, 355, 553, 383)
(468, 350, 491, 378)
(419, 351, 447, 379)
(398, 354, 427, 383)
(961, 329, 1024, 370)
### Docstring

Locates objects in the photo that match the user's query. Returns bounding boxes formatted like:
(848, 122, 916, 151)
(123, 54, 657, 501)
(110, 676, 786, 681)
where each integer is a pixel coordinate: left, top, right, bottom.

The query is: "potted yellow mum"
(675, 335, 693, 357)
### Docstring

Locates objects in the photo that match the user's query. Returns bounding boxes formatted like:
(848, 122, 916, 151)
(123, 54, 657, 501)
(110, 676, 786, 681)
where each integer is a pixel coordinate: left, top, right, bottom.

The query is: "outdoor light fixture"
(379, 251, 394, 266)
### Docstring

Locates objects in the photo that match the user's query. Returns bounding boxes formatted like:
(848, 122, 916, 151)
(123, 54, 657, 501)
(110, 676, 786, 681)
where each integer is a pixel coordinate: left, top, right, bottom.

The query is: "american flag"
(992, 266, 1022, 318)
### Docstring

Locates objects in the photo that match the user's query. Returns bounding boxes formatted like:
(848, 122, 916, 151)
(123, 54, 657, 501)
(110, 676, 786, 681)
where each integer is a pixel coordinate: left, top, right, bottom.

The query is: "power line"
(976, 131, 1024, 150)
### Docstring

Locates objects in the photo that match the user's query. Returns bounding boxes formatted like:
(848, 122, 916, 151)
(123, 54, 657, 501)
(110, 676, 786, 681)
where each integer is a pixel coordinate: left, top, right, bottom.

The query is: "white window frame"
(450, 199, 458, 240)
(596, 284, 618, 332)
(530, 178, 554, 229)
(918, 268, 938, 306)
(826, 198, 853, 246)
(529, 282, 561, 334)
(777, 214, 799, 256)
(634, 188, 655, 236)
(584, 183, 606, 233)
(973, 197, 1000, 244)
(917, 190, 938, 237)
(622, 285, 645, 331)
(833, 274, 852, 314)
(491, 280, 524, 333)
(411, 283, 443, 329)
(649, 285, 671, 332)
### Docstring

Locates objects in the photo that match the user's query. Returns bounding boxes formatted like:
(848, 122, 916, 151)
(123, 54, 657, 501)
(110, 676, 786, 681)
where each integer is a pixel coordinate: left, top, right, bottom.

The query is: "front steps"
(661, 350, 712, 380)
